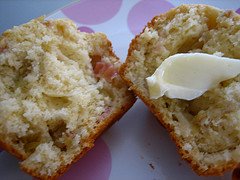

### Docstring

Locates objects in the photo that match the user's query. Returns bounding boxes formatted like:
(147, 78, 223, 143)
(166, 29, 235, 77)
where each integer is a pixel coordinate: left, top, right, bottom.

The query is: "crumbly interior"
(124, 5, 240, 172)
(0, 17, 132, 176)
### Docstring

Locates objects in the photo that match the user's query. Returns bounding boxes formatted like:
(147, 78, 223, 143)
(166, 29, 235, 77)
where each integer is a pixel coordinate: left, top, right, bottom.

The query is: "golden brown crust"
(120, 4, 239, 176)
(0, 139, 27, 161)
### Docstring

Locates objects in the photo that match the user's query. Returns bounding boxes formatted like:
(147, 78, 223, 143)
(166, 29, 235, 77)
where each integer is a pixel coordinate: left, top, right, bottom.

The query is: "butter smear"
(146, 53, 240, 100)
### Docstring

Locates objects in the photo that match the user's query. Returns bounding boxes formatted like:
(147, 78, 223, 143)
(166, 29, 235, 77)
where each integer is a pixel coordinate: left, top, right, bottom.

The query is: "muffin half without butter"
(0, 17, 135, 179)
(120, 4, 240, 176)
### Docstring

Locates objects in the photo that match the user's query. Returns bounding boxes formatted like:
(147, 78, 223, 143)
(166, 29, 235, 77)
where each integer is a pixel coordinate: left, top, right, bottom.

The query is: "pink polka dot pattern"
(62, 0, 122, 25)
(78, 26, 94, 33)
(236, 8, 240, 14)
(127, 0, 174, 35)
(59, 138, 111, 180)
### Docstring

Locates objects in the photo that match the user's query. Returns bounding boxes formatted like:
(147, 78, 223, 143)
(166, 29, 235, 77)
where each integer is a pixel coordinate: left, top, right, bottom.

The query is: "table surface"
(0, 0, 77, 33)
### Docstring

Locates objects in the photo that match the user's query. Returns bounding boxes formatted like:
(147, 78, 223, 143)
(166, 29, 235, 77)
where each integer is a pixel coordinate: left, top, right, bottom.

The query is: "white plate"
(1, 0, 240, 179)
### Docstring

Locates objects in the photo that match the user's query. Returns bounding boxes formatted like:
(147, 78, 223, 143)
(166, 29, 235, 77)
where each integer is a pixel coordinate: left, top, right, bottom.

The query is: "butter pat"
(146, 53, 240, 100)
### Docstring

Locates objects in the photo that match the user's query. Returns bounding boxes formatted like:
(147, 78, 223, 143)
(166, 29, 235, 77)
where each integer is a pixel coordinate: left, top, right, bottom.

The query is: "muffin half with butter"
(120, 4, 240, 176)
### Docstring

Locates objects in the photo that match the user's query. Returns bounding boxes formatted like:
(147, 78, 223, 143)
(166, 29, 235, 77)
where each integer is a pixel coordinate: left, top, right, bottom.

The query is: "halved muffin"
(0, 17, 135, 179)
(120, 4, 240, 175)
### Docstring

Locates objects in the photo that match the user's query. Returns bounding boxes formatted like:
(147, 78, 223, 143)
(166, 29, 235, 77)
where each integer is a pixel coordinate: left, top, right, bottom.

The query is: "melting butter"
(146, 53, 240, 100)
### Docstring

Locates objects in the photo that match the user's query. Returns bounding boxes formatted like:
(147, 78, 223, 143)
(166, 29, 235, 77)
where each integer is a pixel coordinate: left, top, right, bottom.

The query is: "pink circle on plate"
(60, 138, 111, 180)
(128, 0, 174, 35)
(62, 0, 123, 25)
(236, 8, 240, 14)
(78, 26, 94, 33)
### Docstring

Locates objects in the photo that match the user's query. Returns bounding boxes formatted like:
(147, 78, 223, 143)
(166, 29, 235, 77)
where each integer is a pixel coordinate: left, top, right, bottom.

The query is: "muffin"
(0, 17, 135, 179)
(120, 4, 240, 175)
